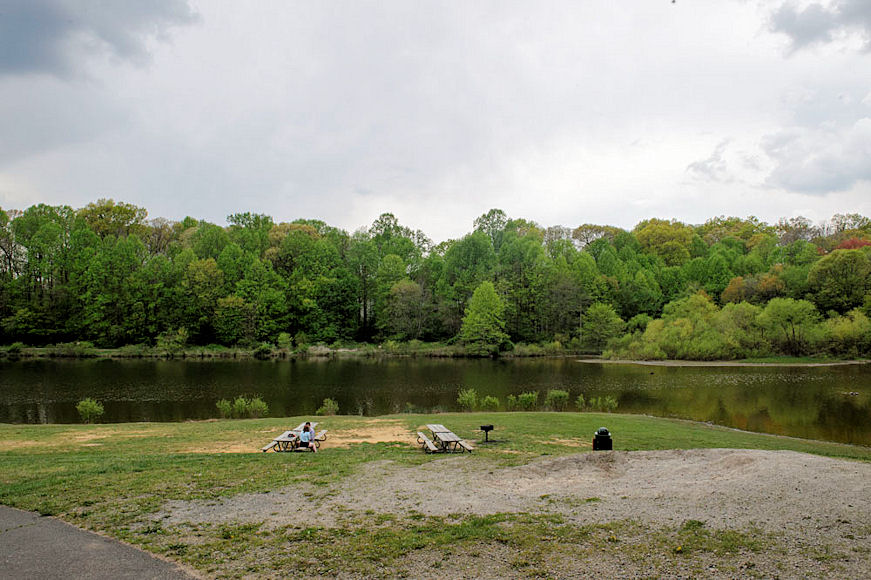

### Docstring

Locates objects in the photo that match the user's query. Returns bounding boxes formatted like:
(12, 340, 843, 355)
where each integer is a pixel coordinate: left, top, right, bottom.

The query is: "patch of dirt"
(0, 440, 40, 450)
(71, 429, 152, 442)
(325, 421, 417, 448)
(546, 438, 588, 448)
(177, 420, 416, 453)
(157, 449, 871, 577)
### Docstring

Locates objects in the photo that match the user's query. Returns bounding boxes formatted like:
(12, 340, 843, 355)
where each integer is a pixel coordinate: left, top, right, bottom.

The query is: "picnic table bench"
(261, 422, 326, 452)
(421, 424, 473, 453)
(417, 431, 439, 453)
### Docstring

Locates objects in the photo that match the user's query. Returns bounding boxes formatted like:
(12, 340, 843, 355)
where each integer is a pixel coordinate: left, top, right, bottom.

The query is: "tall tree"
(77, 199, 147, 239)
(582, 302, 625, 350)
(807, 249, 871, 314)
(758, 297, 819, 356)
(458, 281, 510, 356)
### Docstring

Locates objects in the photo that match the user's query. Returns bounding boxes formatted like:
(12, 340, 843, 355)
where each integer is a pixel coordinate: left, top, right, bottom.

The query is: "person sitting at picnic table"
(298, 424, 316, 452)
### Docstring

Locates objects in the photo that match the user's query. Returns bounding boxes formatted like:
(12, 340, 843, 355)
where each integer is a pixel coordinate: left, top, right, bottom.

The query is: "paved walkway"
(0, 506, 196, 579)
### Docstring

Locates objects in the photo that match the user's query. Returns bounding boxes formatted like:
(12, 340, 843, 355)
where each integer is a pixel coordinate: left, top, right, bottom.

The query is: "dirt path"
(158, 448, 871, 578)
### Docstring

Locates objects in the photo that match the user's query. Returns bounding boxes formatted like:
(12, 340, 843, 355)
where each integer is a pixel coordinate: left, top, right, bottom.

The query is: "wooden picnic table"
(261, 421, 324, 452)
(424, 424, 471, 453)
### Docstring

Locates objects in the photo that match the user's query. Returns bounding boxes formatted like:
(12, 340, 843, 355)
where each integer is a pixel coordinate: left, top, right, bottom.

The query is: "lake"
(1, 358, 869, 445)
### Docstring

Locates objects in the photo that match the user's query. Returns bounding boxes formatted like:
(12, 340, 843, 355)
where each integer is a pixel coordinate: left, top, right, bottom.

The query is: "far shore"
(577, 358, 870, 367)
(3, 343, 868, 367)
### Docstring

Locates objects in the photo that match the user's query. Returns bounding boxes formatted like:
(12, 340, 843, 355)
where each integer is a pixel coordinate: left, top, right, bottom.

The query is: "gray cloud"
(763, 117, 871, 194)
(0, 0, 198, 77)
(769, 0, 871, 52)
(687, 140, 734, 183)
(2, 2, 870, 241)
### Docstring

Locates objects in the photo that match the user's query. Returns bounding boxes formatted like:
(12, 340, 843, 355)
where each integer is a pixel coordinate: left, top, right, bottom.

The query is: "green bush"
(117, 344, 150, 357)
(316, 398, 340, 416)
(276, 332, 293, 350)
(294, 332, 309, 349)
(575, 393, 586, 411)
(545, 389, 570, 411)
(217, 396, 269, 419)
(457, 388, 478, 411)
(517, 391, 539, 411)
(232, 396, 248, 418)
(7, 342, 25, 354)
(76, 398, 104, 424)
(247, 397, 269, 418)
(49, 342, 96, 358)
(512, 343, 544, 356)
(506, 394, 518, 411)
(252, 343, 273, 360)
(585, 395, 619, 412)
(216, 399, 233, 418)
(480, 395, 500, 411)
(156, 327, 188, 354)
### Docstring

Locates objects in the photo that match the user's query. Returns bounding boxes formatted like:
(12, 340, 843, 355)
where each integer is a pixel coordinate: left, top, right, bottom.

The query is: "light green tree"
(757, 297, 819, 356)
(582, 302, 625, 350)
(808, 249, 871, 314)
(458, 281, 510, 356)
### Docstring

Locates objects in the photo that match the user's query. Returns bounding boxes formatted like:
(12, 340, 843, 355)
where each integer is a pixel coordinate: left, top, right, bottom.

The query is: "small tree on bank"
(459, 281, 511, 356)
(76, 398, 104, 424)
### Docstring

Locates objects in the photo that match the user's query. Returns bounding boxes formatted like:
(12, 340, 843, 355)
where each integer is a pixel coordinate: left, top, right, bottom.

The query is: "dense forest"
(1, 200, 870, 359)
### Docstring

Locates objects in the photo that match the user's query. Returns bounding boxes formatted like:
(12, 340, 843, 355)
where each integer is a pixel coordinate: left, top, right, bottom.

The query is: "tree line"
(0, 200, 869, 359)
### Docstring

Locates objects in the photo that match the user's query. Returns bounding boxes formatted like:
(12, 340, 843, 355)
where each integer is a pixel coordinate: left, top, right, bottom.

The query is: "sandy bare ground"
(158, 448, 871, 578)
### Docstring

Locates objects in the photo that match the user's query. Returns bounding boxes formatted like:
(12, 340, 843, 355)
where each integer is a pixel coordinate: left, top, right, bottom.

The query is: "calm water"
(1, 358, 869, 445)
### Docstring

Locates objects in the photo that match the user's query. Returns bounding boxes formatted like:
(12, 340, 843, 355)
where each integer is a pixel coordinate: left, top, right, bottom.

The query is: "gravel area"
(157, 448, 871, 578)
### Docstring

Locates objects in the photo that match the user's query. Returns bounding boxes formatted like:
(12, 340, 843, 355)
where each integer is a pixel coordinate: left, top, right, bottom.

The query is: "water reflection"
(0, 358, 868, 445)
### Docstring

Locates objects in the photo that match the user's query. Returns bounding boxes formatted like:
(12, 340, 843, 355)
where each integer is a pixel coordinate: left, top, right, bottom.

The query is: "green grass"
(1, 412, 868, 577)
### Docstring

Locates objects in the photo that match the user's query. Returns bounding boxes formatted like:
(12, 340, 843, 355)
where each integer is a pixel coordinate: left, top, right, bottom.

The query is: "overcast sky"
(1, 1, 870, 242)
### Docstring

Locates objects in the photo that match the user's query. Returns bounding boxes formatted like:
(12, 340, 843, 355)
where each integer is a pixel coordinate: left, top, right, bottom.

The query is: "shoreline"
(576, 358, 870, 367)
(2, 345, 866, 367)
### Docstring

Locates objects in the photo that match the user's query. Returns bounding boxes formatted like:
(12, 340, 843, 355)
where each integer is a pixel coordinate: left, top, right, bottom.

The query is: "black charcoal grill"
(480, 424, 494, 442)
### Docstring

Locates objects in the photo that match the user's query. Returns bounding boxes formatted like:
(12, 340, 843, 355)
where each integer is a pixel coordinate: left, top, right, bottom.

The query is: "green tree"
(458, 281, 510, 356)
(757, 298, 819, 356)
(582, 302, 625, 350)
(807, 249, 871, 314)
(214, 295, 256, 345)
(77, 199, 147, 239)
(474, 208, 508, 252)
(634, 218, 694, 266)
(385, 279, 429, 340)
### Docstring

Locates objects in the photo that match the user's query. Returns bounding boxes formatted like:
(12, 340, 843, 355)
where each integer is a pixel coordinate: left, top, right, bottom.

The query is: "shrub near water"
(76, 398, 104, 423)
(517, 391, 539, 411)
(316, 398, 340, 416)
(480, 395, 500, 411)
(216, 397, 269, 419)
(457, 388, 479, 411)
(575, 393, 618, 412)
(545, 389, 570, 411)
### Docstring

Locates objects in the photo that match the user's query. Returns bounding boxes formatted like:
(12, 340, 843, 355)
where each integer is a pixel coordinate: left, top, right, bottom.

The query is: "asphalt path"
(0, 506, 196, 579)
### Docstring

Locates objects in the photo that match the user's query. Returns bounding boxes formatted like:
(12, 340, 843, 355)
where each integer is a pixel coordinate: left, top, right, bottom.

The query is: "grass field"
(1, 413, 869, 577)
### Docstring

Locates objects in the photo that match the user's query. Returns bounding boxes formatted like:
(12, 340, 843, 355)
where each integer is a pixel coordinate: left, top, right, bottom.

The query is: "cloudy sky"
(1, 1, 870, 242)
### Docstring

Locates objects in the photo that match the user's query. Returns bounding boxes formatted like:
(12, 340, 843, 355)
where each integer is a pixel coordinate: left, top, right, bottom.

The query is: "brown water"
(0, 358, 868, 445)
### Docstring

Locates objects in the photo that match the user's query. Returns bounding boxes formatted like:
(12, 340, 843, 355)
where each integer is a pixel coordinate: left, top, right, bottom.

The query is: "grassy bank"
(6, 341, 867, 366)
(1, 413, 869, 577)
(1, 340, 597, 360)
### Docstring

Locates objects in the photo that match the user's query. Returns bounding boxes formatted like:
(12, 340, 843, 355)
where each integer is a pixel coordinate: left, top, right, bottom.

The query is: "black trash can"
(592, 427, 612, 451)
